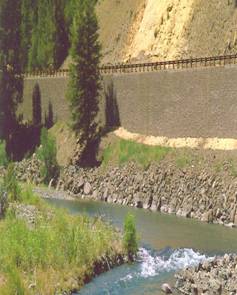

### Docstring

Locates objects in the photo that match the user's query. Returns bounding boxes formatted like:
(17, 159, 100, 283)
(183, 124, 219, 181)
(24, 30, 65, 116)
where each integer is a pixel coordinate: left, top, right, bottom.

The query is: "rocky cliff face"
(96, 0, 237, 64)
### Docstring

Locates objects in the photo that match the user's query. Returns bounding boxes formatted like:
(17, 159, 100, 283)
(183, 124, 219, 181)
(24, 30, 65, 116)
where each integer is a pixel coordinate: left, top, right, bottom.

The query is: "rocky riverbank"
(3, 157, 237, 228)
(175, 254, 237, 295)
(57, 162, 237, 228)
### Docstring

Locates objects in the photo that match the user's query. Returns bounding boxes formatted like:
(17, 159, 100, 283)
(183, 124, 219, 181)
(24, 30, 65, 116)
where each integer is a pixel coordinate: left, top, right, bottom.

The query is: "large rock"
(161, 283, 172, 294)
(84, 182, 92, 195)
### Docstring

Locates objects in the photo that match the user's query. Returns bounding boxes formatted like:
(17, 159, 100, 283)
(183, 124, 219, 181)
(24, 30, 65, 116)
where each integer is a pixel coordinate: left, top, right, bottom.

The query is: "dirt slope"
(96, 0, 237, 63)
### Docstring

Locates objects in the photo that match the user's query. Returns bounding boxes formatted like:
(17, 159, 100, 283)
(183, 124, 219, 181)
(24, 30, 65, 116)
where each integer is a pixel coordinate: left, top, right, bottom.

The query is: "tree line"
(21, 0, 74, 71)
(0, 0, 101, 167)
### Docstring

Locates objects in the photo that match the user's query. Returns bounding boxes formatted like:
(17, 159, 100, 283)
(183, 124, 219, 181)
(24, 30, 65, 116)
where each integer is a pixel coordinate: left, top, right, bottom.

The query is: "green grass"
(0, 186, 124, 294)
(102, 139, 170, 168)
(0, 141, 8, 167)
(175, 154, 193, 168)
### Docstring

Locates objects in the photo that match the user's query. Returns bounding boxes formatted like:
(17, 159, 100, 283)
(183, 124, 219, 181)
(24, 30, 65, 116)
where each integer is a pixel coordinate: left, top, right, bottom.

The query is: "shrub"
(3, 163, 21, 202)
(37, 128, 59, 184)
(0, 140, 8, 167)
(0, 182, 8, 218)
(123, 213, 138, 261)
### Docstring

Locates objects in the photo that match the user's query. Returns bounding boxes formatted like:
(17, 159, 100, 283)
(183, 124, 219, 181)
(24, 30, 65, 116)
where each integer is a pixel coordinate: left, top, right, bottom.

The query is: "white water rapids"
(120, 247, 213, 282)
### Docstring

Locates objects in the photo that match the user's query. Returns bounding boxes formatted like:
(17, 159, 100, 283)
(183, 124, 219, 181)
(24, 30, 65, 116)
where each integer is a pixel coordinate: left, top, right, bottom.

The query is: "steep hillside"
(96, 0, 146, 64)
(96, 0, 237, 64)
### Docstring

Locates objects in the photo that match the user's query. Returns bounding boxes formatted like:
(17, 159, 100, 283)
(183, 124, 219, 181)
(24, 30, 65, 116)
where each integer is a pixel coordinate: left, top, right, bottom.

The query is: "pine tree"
(0, 0, 23, 158)
(28, 0, 69, 70)
(20, 0, 37, 70)
(53, 0, 69, 69)
(28, 0, 55, 69)
(45, 101, 54, 129)
(32, 83, 42, 126)
(67, 0, 101, 166)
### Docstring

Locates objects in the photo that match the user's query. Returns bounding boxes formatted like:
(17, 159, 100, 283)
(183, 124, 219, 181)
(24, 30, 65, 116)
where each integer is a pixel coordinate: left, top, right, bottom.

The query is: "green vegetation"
(0, 183, 8, 218)
(67, 0, 101, 166)
(44, 101, 54, 129)
(36, 128, 59, 184)
(3, 164, 21, 202)
(27, 0, 69, 70)
(175, 153, 193, 168)
(123, 213, 138, 260)
(20, 0, 91, 71)
(32, 83, 42, 127)
(0, 185, 123, 294)
(102, 139, 170, 168)
(0, 0, 23, 159)
(0, 141, 8, 167)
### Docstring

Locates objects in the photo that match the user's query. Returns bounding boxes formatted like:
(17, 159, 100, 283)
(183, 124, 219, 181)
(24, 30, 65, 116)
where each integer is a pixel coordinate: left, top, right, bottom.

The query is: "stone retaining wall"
(21, 65, 237, 139)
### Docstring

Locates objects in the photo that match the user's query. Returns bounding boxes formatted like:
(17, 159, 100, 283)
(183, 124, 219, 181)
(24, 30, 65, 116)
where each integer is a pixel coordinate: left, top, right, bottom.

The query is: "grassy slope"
(0, 185, 124, 294)
(48, 122, 237, 174)
(100, 133, 237, 176)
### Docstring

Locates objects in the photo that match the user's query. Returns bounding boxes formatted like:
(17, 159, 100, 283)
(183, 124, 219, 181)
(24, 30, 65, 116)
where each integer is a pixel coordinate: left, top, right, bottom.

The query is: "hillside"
(95, 0, 237, 64)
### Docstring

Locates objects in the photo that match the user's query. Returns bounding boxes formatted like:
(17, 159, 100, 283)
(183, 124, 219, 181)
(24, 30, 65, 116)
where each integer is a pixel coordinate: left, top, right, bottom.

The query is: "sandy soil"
(114, 127, 237, 151)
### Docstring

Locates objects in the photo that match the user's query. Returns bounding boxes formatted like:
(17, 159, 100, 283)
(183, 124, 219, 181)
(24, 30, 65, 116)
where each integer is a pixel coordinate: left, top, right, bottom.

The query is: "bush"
(37, 128, 59, 184)
(0, 141, 8, 167)
(3, 163, 21, 202)
(123, 213, 138, 261)
(0, 182, 8, 218)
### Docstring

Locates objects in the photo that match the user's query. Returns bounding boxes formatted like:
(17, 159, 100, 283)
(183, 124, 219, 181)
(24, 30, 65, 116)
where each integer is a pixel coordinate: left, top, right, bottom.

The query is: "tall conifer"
(67, 0, 101, 166)
(0, 0, 23, 157)
(32, 83, 42, 126)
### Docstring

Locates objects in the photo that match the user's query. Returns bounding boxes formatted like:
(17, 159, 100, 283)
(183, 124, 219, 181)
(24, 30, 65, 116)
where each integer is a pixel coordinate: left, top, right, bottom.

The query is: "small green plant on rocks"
(37, 128, 59, 184)
(123, 213, 138, 261)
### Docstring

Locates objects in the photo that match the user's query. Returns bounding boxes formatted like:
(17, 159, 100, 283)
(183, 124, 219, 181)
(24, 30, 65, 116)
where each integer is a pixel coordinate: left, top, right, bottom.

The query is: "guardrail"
(23, 53, 237, 78)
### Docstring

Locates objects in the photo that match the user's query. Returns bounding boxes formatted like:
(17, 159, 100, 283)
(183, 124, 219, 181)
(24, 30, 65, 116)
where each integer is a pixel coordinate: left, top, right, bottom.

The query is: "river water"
(47, 198, 237, 295)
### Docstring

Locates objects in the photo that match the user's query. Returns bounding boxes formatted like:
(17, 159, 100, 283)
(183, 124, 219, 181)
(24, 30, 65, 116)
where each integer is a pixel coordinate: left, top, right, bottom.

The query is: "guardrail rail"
(23, 53, 237, 78)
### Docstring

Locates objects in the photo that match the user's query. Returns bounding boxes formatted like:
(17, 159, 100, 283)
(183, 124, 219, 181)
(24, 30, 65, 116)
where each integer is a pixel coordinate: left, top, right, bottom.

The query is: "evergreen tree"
(32, 83, 42, 126)
(0, 0, 23, 158)
(45, 101, 54, 129)
(53, 0, 69, 69)
(20, 0, 37, 70)
(28, 0, 69, 70)
(28, 0, 54, 69)
(67, 0, 101, 166)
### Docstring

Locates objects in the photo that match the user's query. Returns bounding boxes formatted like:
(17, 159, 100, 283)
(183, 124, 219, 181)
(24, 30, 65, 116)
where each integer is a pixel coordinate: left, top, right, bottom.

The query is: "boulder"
(161, 283, 172, 294)
(84, 182, 92, 195)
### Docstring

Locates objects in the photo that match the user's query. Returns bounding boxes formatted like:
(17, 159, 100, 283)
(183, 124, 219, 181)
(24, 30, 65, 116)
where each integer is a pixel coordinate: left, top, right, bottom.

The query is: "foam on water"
(120, 247, 212, 282)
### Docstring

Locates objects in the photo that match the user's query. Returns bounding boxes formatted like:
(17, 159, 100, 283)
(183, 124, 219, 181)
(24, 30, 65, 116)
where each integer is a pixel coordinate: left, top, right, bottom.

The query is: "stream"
(47, 198, 237, 295)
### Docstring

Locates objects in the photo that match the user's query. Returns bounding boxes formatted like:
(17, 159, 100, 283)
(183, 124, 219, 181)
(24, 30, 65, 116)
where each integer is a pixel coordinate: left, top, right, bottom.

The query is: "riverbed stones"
(176, 255, 237, 295)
